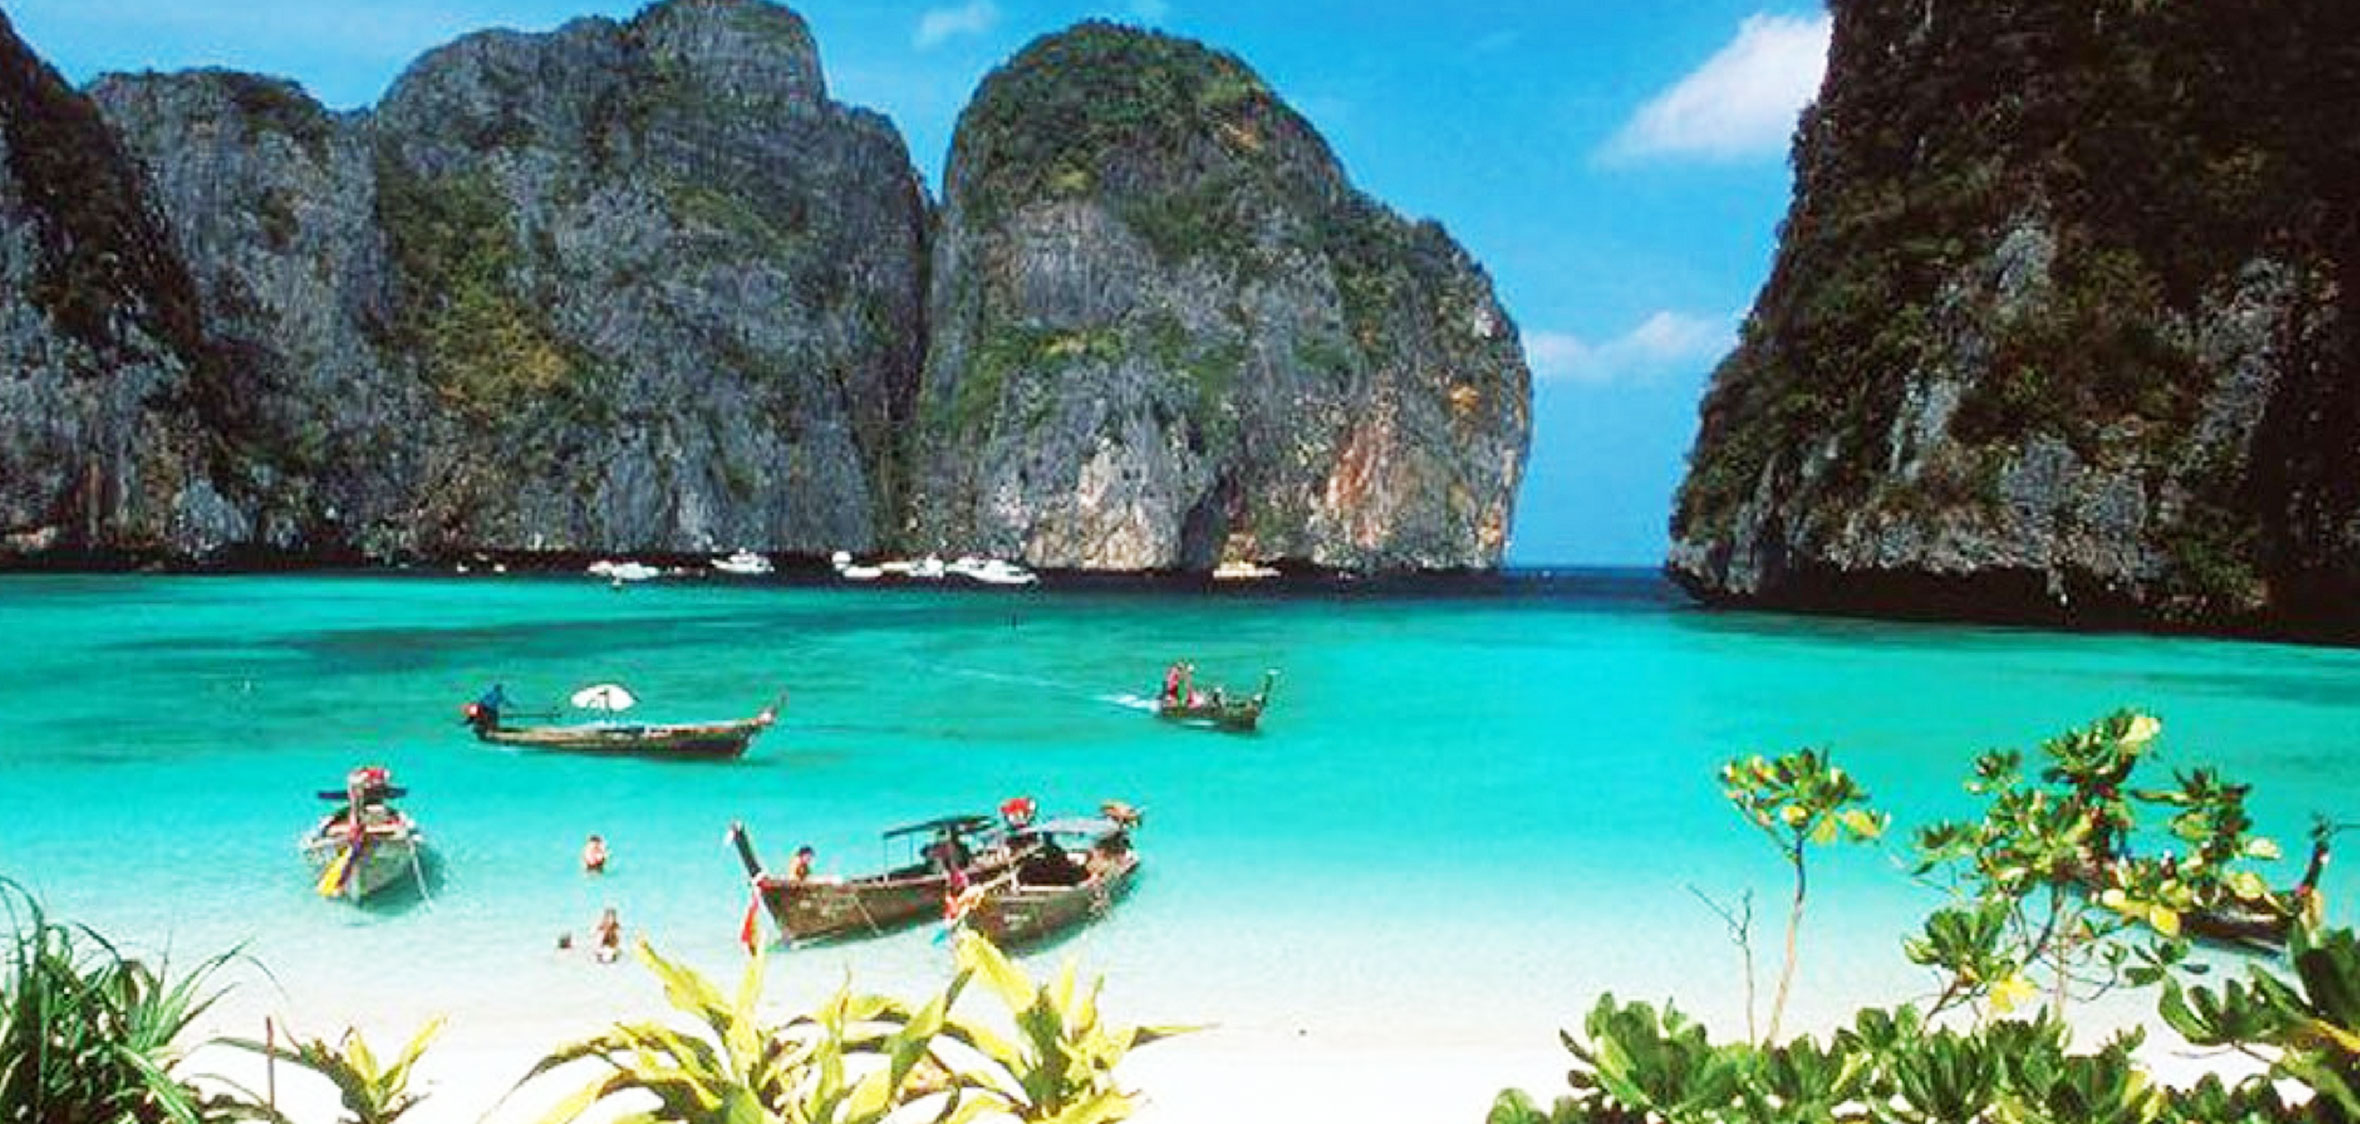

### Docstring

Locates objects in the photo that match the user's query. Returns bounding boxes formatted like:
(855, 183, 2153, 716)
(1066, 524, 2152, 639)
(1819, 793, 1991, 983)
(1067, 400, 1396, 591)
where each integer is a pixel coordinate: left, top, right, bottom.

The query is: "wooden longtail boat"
(2073, 829, 2331, 955)
(729, 815, 1021, 943)
(952, 809, 1142, 948)
(1155, 668, 1276, 732)
(461, 685, 778, 760)
(300, 765, 428, 905)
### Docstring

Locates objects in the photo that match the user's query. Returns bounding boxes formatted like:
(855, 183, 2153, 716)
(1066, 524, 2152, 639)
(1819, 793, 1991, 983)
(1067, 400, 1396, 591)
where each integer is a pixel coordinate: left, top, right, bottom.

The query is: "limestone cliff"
(1670, 0, 2360, 635)
(4, 5, 1527, 572)
(0, 11, 244, 561)
(90, 0, 926, 559)
(90, 70, 414, 558)
(914, 23, 1529, 571)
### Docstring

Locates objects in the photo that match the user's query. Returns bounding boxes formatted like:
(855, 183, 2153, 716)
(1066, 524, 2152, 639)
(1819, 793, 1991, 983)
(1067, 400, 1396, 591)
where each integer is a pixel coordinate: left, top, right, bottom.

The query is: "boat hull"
(1155, 699, 1264, 731)
(763, 870, 958, 941)
(2182, 905, 2293, 954)
(2067, 858, 2303, 954)
(966, 851, 1139, 947)
(301, 828, 424, 903)
(474, 714, 772, 760)
(730, 821, 1019, 943)
(1154, 670, 1274, 732)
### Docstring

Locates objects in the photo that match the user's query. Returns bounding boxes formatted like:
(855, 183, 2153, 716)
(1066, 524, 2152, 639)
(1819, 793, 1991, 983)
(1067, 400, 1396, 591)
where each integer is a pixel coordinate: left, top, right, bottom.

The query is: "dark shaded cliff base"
(1668, 563, 2360, 647)
(0, 547, 1585, 603)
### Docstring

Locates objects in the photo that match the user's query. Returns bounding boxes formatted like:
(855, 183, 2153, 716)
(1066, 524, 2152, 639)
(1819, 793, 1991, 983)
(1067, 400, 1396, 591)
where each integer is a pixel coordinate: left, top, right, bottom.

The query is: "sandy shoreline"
(177, 985, 2263, 1124)
(187, 1030, 1574, 1124)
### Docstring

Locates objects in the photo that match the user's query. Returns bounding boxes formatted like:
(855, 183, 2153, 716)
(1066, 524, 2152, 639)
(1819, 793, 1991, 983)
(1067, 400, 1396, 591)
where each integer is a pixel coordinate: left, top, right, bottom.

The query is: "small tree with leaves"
(1909, 710, 2314, 1020)
(1720, 748, 1888, 1043)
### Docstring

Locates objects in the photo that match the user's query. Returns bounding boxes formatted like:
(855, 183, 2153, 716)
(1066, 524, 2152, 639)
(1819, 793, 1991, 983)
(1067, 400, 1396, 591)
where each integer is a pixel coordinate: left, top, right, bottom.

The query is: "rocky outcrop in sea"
(914, 23, 1529, 571)
(1669, 0, 2360, 636)
(0, 2, 1526, 572)
(91, 0, 926, 559)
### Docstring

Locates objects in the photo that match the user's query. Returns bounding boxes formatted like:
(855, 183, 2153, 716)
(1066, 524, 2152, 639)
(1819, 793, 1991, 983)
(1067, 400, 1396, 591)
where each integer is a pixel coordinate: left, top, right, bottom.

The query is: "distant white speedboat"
(952, 556, 1038, 586)
(877, 555, 948, 580)
(712, 549, 774, 576)
(1212, 559, 1280, 581)
(588, 559, 660, 582)
(830, 550, 884, 582)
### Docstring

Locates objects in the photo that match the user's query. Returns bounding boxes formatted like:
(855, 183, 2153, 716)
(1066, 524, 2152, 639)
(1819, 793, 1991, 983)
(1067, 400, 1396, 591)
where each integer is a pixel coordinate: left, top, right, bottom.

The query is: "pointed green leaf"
(958, 930, 1036, 1012)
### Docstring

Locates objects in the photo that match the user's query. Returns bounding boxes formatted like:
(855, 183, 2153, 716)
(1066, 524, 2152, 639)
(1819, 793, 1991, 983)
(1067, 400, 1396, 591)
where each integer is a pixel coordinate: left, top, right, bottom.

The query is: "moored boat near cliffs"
(461, 684, 779, 761)
(729, 815, 1018, 943)
(301, 765, 429, 904)
(1155, 663, 1277, 732)
(951, 806, 1144, 947)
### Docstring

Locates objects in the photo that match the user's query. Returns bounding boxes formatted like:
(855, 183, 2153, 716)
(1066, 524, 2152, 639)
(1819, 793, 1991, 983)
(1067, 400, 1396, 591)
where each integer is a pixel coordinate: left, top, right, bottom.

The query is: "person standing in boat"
(925, 825, 972, 874)
(1162, 662, 1186, 704)
(788, 845, 816, 882)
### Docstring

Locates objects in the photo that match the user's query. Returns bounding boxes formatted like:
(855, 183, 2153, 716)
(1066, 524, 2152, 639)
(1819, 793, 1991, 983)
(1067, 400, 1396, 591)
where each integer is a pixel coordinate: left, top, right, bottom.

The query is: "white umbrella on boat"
(570, 683, 637, 714)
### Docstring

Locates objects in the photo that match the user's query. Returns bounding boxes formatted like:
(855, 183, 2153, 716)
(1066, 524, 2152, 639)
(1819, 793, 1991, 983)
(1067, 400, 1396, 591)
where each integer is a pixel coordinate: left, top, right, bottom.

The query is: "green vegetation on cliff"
(1674, 0, 2360, 622)
(922, 18, 1526, 570)
(950, 21, 1283, 228)
(216, 71, 333, 162)
(373, 150, 597, 424)
(0, 13, 205, 369)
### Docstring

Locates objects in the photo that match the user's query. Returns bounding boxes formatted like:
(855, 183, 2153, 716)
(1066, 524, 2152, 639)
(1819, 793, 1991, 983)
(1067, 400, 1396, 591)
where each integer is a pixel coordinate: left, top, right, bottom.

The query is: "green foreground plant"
(515, 929, 1189, 1124)
(1718, 748, 1888, 1042)
(222, 1018, 444, 1124)
(1495, 711, 2348, 1123)
(0, 877, 251, 1124)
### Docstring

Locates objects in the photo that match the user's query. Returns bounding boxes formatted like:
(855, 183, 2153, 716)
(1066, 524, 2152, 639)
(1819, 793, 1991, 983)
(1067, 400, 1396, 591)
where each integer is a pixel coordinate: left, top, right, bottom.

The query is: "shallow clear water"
(3, 570, 2355, 1062)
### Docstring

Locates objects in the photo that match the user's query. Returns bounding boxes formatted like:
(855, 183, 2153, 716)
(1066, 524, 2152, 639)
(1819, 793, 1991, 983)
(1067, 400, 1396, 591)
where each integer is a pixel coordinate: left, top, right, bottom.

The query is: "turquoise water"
(3, 571, 2357, 1067)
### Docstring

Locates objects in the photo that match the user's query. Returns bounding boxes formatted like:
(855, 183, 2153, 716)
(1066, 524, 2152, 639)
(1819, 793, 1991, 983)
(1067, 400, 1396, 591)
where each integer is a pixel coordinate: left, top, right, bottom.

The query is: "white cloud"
(1602, 12, 1830, 164)
(1525, 311, 1735, 385)
(914, 0, 997, 50)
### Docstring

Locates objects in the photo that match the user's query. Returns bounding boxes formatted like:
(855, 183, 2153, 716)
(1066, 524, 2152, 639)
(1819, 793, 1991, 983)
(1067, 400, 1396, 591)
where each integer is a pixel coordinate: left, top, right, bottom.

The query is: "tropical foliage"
(1909, 710, 2318, 1019)
(222, 1018, 445, 1124)
(2163, 923, 2360, 1119)
(0, 875, 1177, 1124)
(1496, 710, 2348, 1123)
(0, 878, 249, 1124)
(514, 930, 1185, 1124)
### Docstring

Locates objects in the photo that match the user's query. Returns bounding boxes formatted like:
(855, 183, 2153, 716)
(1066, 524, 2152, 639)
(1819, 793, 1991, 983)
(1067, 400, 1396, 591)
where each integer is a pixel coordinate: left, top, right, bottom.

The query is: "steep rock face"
(1670, 0, 2360, 634)
(97, 0, 926, 558)
(92, 70, 416, 557)
(365, 0, 925, 556)
(0, 12, 243, 560)
(914, 23, 1528, 571)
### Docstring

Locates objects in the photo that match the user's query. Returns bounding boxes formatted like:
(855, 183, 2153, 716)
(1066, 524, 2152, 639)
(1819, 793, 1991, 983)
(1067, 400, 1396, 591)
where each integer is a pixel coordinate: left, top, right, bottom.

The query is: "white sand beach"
(177, 977, 2266, 1124)
(189, 1029, 1573, 1124)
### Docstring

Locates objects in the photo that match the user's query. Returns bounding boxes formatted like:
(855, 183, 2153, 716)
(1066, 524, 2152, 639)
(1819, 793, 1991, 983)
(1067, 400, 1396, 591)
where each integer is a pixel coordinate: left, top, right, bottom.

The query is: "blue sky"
(7, 1, 1828, 567)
